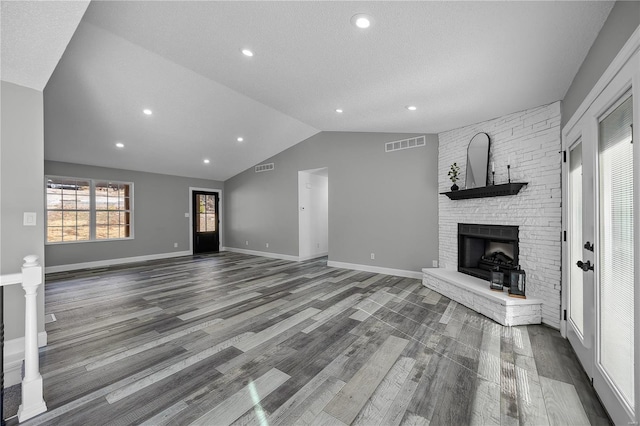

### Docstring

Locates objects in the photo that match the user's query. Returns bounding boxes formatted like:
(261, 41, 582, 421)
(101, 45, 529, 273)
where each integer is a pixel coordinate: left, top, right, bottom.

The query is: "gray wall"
(45, 161, 223, 267)
(562, 1, 640, 127)
(225, 132, 439, 273)
(1, 81, 46, 340)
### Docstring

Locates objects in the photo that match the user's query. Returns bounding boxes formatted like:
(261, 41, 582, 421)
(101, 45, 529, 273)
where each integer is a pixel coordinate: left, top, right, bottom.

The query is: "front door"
(192, 191, 219, 254)
(563, 54, 637, 425)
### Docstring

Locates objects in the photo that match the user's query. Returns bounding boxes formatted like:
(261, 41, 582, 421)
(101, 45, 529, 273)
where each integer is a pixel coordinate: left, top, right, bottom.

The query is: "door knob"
(576, 260, 594, 271)
(584, 241, 594, 252)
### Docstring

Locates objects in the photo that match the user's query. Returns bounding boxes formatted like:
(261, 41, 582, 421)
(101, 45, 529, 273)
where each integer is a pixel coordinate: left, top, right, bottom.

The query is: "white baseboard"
(298, 252, 328, 262)
(4, 331, 48, 388)
(223, 247, 300, 262)
(223, 249, 420, 279)
(45, 251, 192, 274)
(327, 261, 423, 279)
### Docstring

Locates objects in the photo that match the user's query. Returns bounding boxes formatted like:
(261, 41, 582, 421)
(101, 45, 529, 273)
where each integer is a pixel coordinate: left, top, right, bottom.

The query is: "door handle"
(576, 260, 594, 272)
(584, 241, 594, 252)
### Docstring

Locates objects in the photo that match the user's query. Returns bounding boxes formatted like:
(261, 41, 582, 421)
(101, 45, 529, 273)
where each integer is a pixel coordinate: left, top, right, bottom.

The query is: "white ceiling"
(9, 1, 616, 181)
(1, 0, 89, 90)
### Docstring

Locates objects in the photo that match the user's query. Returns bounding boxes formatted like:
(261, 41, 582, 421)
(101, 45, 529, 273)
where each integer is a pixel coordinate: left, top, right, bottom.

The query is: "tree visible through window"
(46, 177, 133, 243)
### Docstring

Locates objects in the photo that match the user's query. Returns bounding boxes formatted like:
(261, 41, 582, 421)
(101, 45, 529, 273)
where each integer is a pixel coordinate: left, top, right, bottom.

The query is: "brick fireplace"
(435, 101, 562, 328)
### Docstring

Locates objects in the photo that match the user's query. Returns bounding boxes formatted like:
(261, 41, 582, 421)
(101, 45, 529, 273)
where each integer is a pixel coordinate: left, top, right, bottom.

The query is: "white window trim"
(45, 175, 135, 245)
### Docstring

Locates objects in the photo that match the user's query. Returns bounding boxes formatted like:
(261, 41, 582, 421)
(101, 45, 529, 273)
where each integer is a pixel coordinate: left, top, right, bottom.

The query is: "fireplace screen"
(458, 223, 519, 281)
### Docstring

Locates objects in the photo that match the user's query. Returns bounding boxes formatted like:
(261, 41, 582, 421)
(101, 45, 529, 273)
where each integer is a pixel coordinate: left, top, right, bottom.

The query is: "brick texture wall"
(438, 101, 562, 328)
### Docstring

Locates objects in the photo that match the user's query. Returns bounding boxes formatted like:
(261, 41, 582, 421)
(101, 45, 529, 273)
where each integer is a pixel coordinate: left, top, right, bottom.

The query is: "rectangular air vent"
(255, 163, 275, 173)
(385, 135, 426, 153)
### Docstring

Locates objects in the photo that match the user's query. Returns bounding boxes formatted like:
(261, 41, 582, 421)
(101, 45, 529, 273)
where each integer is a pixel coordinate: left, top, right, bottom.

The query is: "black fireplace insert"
(458, 223, 519, 281)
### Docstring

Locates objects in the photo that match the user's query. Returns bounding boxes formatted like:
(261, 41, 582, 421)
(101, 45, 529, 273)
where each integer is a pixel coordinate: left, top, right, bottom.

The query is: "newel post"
(17, 255, 46, 422)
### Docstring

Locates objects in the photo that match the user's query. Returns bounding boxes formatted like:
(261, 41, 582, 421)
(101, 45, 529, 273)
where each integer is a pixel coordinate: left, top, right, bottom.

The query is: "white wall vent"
(385, 135, 426, 153)
(255, 163, 275, 173)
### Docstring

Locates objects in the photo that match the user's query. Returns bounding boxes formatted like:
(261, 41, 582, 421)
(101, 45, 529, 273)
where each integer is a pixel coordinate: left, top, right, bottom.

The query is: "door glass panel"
(598, 95, 634, 408)
(569, 141, 584, 335)
(206, 215, 217, 232)
(197, 194, 204, 232)
(196, 194, 217, 232)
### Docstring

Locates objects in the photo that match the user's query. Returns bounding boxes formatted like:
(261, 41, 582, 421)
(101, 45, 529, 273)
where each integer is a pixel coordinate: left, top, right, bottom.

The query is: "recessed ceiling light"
(351, 14, 373, 29)
(335, 109, 343, 113)
(237, 137, 244, 142)
(143, 109, 153, 115)
(203, 159, 210, 164)
(406, 105, 417, 111)
(241, 49, 254, 57)
(115, 142, 125, 148)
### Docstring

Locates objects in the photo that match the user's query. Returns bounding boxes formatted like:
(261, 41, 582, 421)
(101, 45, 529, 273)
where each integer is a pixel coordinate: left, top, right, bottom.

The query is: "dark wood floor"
(13, 252, 609, 425)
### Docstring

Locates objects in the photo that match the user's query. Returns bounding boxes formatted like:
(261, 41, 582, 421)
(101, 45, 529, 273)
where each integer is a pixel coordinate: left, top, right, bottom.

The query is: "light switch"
(184, 213, 190, 217)
(23, 212, 36, 226)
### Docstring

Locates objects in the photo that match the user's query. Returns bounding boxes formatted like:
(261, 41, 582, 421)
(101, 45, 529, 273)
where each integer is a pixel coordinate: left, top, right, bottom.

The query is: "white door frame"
(189, 187, 223, 254)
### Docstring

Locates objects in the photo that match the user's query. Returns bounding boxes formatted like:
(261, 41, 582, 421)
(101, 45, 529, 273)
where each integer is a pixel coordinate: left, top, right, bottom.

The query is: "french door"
(563, 52, 638, 425)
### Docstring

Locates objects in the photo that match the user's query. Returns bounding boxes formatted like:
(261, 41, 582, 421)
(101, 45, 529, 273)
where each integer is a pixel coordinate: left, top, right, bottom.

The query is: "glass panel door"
(597, 94, 634, 414)
(192, 191, 220, 254)
(563, 45, 637, 426)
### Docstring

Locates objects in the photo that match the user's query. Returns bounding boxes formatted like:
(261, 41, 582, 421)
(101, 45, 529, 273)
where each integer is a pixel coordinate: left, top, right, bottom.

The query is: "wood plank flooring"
(10, 252, 610, 425)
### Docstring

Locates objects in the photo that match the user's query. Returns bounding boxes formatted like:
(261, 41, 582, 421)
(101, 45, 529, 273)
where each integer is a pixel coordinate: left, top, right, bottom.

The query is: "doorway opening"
(298, 168, 328, 261)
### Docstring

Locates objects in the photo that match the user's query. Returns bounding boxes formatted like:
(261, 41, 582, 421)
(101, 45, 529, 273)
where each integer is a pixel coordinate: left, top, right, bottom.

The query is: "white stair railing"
(0, 255, 47, 423)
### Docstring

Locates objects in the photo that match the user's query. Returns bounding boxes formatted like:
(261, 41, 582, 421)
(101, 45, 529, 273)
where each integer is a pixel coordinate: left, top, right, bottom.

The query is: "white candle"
(492, 162, 495, 172)
(507, 154, 511, 166)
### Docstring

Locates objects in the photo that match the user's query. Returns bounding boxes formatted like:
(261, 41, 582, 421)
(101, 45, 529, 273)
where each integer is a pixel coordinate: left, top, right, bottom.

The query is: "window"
(196, 193, 217, 232)
(46, 176, 133, 243)
(46, 178, 91, 242)
(95, 181, 131, 239)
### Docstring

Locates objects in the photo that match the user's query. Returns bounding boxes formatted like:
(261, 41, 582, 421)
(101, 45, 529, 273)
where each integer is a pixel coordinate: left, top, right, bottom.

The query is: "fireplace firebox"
(458, 223, 519, 281)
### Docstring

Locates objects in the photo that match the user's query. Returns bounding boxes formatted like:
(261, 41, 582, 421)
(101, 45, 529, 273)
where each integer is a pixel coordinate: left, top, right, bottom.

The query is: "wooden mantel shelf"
(440, 182, 528, 200)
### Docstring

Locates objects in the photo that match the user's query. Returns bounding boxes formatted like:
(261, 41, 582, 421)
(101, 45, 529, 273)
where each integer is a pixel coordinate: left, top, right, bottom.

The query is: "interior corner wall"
(224, 132, 439, 273)
(438, 102, 562, 328)
(562, 1, 640, 127)
(44, 161, 223, 267)
(1, 81, 46, 341)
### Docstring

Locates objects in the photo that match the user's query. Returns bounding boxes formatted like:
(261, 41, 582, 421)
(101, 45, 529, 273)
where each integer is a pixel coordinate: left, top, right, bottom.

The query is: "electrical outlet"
(432, 260, 438, 268)
(266, 243, 269, 248)
(245, 240, 249, 246)
(174, 243, 178, 248)
(370, 253, 375, 260)
(316, 243, 320, 249)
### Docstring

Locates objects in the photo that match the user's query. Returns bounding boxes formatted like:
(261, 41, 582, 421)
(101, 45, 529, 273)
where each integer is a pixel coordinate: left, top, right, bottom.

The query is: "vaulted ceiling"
(2, 1, 614, 181)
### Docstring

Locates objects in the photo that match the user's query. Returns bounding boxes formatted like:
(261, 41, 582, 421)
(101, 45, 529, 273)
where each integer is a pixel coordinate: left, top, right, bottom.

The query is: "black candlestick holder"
(492, 171, 495, 185)
(507, 165, 511, 184)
